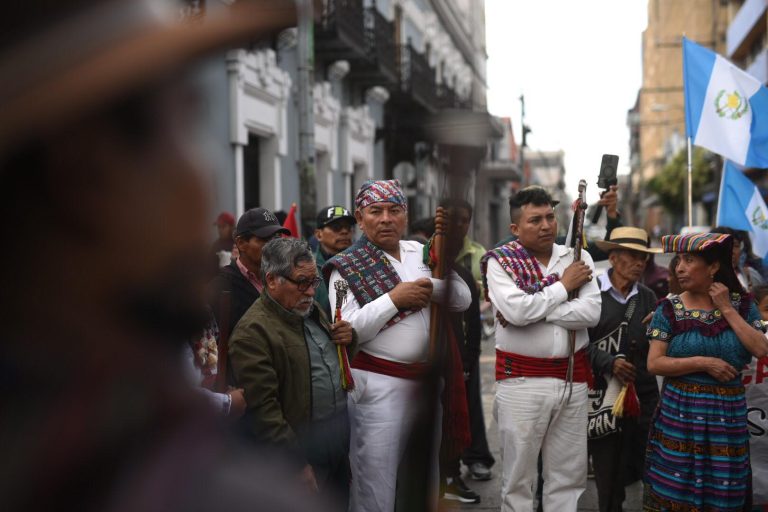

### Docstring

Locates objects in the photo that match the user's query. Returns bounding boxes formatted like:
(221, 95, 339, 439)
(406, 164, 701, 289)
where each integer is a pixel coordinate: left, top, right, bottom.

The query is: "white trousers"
(494, 377, 588, 512)
(347, 368, 439, 512)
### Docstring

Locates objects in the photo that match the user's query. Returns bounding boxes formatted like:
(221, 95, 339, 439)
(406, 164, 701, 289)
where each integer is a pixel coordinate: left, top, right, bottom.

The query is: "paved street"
(441, 333, 644, 511)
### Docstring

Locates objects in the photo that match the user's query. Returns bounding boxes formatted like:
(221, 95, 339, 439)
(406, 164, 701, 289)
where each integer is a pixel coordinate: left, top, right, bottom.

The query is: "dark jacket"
(451, 264, 482, 371)
(228, 293, 356, 457)
(209, 261, 260, 337)
(313, 247, 331, 319)
(587, 278, 659, 427)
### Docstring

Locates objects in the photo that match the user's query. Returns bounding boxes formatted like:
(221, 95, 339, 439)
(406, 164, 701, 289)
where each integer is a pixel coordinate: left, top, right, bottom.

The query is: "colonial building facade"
(194, 0, 502, 237)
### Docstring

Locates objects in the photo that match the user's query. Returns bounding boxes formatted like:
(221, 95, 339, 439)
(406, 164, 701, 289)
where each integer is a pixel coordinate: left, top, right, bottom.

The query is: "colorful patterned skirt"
(643, 378, 750, 512)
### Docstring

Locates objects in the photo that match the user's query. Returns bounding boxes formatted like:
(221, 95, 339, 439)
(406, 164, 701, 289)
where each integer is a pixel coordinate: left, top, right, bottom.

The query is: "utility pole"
(297, 0, 316, 233)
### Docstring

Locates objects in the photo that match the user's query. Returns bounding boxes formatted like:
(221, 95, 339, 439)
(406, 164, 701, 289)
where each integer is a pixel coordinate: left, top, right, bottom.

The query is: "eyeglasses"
(283, 274, 323, 291)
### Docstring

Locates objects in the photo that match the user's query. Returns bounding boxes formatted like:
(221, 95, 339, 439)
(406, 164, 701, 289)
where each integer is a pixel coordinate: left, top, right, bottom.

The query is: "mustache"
(292, 301, 314, 318)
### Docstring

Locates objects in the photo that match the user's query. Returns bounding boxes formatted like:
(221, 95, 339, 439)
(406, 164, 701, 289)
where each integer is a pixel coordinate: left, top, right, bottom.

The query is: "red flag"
(283, 203, 299, 238)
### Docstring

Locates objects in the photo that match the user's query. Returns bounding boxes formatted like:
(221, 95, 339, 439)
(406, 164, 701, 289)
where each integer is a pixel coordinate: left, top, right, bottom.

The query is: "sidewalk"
(441, 334, 643, 511)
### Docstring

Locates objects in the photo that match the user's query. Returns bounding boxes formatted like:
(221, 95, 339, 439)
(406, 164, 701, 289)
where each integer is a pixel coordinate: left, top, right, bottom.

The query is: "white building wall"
(226, 48, 291, 215)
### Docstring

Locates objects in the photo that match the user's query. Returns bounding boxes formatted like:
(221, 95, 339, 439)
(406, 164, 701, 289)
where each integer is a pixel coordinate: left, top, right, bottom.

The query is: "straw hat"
(595, 226, 662, 254)
(0, 0, 297, 158)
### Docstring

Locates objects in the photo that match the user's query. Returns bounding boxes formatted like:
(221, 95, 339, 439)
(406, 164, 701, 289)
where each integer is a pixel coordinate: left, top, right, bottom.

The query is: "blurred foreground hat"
(316, 205, 355, 228)
(235, 208, 290, 239)
(214, 211, 236, 226)
(354, 179, 406, 211)
(661, 232, 732, 253)
(595, 227, 661, 254)
(0, 0, 297, 157)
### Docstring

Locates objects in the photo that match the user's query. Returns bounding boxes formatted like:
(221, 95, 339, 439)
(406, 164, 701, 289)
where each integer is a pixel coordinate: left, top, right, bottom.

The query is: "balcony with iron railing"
(315, 0, 367, 63)
(363, 5, 398, 85)
(399, 43, 437, 112)
(436, 83, 472, 110)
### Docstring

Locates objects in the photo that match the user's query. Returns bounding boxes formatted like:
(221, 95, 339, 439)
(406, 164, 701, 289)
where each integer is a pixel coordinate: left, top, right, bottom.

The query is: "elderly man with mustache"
(229, 237, 356, 508)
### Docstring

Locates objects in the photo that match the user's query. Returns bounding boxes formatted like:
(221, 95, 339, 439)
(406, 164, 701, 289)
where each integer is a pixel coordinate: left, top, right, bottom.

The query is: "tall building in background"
(628, 0, 728, 231)
(726, 0, 767, 83)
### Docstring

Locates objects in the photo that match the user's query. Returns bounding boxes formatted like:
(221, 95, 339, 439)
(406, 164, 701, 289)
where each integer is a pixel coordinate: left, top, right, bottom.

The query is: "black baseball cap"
(316, 205, 356, 229)
(235, 208, 290, 238)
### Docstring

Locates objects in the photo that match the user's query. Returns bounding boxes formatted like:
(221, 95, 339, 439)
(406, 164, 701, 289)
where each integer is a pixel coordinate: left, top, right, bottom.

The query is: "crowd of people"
(205, 177, 768, 512)
(4, 4, 768, 511)
(196, 176, 768, 512)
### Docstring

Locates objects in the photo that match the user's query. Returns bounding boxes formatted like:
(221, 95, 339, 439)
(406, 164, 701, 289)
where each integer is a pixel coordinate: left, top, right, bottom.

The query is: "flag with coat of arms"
(683, 37, 768, 167)
(716, 160, 768, 259)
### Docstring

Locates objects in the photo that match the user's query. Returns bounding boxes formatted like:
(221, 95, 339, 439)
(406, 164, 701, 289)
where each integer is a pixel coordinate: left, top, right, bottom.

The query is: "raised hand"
(708, 282, 733, 314)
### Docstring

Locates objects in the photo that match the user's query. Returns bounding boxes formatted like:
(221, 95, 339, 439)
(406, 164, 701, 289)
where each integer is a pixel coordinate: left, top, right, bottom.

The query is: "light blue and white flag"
(683, 37, 768, 168)
(716, 160, 768, 258)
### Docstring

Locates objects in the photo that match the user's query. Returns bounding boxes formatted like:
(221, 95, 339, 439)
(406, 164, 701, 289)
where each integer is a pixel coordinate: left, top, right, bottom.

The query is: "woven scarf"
(480, 240, 561, 300)
(322, 235, 416, 329)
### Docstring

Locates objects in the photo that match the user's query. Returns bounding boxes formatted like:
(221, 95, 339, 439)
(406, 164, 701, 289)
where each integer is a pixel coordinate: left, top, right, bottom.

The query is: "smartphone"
(597, 154, 619, 189)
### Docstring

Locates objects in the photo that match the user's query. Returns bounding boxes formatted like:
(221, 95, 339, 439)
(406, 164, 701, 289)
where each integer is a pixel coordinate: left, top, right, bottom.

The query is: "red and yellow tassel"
(612, 381, 640, 418)
(336, 306, 355, 391)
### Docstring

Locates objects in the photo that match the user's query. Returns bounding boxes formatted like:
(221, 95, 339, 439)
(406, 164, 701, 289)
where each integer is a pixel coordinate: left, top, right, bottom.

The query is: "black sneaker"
(469, 462, 492, 481)
(443, 476, 481, 504)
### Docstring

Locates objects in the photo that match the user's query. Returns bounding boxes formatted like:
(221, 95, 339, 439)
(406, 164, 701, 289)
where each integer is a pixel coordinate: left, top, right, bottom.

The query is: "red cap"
(214, 212, 235, 226)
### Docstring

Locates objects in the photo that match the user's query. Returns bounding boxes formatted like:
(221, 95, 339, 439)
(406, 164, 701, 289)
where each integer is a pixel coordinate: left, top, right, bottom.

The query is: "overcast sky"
(485, 0, 649, 202)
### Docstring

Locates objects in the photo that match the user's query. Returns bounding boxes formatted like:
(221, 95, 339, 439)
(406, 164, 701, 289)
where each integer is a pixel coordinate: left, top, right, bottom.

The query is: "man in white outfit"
(482, 186, 601, 511)
(326, 179, 471, 512)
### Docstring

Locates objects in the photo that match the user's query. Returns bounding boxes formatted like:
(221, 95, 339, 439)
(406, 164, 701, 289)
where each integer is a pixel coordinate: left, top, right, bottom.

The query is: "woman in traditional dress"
(644, 233, 768, 511)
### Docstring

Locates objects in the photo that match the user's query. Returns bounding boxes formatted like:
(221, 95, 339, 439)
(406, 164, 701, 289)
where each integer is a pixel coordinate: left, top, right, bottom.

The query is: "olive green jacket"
(228, 292, 356, 456)
(313, 246, 331, 318)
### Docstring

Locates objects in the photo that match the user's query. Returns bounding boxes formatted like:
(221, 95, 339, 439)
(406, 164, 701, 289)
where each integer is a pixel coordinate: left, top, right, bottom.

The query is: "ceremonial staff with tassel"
(333, 279, 354, 390)
(484, 184, 601, 510)
(564, 179, 589, 402)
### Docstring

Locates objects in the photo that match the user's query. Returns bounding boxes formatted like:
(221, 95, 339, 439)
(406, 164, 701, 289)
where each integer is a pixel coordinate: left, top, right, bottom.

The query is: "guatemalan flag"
(716, 160, 768, 259)
(683, 37, 768, 167)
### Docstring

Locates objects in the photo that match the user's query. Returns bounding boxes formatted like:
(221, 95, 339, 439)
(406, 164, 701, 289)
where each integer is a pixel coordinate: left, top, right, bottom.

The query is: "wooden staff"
(428, 206, 448, 359)
(334, 279, 355, 390)
(564, 179, 588, 402)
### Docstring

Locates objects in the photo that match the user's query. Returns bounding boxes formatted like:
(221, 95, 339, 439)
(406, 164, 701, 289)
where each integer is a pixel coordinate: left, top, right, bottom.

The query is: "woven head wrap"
(660, 232, 732, 253)
(354, 179, 407, 211)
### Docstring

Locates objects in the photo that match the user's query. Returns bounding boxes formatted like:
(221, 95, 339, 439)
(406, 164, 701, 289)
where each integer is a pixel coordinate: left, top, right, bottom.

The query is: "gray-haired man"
(228, 238, 355, 507)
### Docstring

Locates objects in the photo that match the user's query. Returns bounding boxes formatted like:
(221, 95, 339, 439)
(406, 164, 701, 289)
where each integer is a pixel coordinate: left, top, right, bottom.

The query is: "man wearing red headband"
(326, 179, 471, 512)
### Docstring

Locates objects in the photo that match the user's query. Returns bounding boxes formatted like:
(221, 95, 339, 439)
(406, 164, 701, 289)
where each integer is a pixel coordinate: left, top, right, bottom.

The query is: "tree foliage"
(648, 147, 715, 215)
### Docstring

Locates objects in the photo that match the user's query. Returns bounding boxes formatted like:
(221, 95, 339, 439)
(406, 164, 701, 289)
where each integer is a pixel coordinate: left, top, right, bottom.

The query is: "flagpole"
(687, 136, 693, 227)
(715, 160, 726, 226)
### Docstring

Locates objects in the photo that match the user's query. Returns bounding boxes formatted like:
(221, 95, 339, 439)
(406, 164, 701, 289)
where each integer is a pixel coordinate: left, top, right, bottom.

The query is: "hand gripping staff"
(563, 179, 588, 402)
(334, 279, 355, 390)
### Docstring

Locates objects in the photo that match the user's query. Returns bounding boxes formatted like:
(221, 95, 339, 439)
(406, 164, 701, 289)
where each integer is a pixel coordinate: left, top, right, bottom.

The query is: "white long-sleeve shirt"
(487, 243, 601, 358)
(328, 240, 471, 364)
